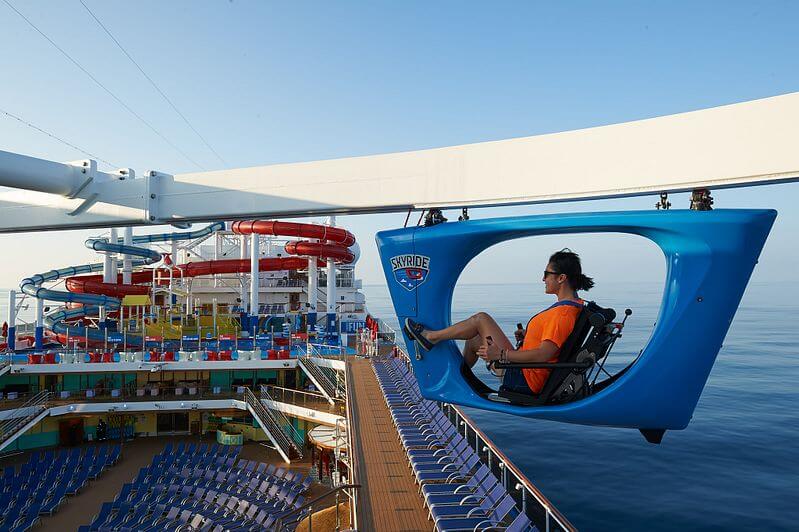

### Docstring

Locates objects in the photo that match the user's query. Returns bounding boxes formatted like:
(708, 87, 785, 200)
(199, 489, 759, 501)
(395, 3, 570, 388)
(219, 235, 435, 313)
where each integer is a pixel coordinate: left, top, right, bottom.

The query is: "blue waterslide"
(122, 221, 226, 245)
(19, 223, 224, 349)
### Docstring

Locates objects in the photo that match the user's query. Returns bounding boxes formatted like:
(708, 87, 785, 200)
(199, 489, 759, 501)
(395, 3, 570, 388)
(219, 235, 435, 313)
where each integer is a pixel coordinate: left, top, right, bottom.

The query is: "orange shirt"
(521, 301, 582, 393)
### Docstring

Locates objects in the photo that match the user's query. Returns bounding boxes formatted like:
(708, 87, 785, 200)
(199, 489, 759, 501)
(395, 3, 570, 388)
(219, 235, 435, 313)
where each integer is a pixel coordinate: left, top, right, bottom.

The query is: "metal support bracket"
(143, 170, 173, 224)
(689, 188, 714, 210)
(65, 158, 97, 199)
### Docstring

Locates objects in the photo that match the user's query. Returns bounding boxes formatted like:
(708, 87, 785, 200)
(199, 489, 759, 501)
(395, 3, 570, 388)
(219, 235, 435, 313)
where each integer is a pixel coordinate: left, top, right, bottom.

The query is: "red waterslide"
(65, 257, 326, 298)
(65, 272, 153, 297)
(231, 220, 355, 247)
(232, 220, 356, 264)
(63, 220, 354, 300)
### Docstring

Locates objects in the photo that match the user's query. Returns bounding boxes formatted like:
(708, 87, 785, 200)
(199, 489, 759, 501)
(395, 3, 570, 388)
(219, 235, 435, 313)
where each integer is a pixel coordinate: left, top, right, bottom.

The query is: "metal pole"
(213, 231, 221, 288)
(240, 233, 249, 307)
(212, 298, 218, 337)
(34, 296, 44, 350)
(121, 305, 126, 353)
(250, 233, 259, 318)
(109, 228, 118, 282)
(123, 227, 133, 284)
(170, 240, 177, 307)
(7, 289, 16, 351)
(325, 218, 336, 336)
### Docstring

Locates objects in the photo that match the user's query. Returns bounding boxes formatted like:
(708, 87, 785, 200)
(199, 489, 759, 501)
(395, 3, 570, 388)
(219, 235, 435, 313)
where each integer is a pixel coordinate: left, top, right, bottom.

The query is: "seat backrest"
(491, 495, 518, 522)
(506, 511, 534, 532)
(536, 301, 616, 403)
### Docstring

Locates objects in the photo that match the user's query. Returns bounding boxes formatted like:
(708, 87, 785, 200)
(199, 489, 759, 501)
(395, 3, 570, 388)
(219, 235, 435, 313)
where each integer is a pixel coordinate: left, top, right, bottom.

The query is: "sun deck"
(348, 357, 431, 531)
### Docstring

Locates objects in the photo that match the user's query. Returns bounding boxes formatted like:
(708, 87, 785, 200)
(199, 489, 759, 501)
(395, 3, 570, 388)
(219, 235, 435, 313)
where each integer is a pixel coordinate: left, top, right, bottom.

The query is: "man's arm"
(504, 341, 559, 363)
(479, 340, 559, 363)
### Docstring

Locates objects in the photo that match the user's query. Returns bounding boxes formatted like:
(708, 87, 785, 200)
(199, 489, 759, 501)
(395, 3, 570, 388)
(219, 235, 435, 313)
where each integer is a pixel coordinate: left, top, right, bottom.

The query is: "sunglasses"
(543, 270, 560, 278)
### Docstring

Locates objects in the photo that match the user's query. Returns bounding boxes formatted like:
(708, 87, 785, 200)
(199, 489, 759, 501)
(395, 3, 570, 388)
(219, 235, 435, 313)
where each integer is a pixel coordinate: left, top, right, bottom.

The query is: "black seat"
(493, 301, 620, 406)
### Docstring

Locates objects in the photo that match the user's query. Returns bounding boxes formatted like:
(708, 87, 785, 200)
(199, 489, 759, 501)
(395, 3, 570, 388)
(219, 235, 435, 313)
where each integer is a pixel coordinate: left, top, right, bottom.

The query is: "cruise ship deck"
(348, 356, 430, 531)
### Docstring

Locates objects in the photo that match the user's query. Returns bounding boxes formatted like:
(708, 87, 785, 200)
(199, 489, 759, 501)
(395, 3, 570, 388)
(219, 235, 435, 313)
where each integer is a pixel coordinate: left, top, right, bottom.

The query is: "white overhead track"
(0, 92, 798, 233)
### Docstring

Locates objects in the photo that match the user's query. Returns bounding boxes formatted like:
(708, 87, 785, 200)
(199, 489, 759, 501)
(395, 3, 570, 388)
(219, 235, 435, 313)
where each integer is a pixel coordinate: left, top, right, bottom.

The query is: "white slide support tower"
(0, 92, 797, 231)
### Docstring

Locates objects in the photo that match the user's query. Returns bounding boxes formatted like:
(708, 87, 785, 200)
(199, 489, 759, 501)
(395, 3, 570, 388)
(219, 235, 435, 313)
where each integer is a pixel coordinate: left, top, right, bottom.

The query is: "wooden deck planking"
(348, 357, 431, 532)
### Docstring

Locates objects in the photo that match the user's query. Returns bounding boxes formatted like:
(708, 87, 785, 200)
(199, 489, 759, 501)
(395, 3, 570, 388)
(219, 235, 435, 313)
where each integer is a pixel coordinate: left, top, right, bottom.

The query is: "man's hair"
(549, 248, 595, 291)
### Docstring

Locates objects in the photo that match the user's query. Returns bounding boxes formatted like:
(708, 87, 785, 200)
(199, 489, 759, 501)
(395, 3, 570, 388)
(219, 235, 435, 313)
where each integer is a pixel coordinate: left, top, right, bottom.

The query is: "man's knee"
(472, 312, 491, 323)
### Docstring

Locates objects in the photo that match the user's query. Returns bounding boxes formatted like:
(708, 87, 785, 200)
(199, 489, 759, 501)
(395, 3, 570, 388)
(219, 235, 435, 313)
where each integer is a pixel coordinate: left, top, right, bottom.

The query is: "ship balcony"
(0, 384, 345, 427)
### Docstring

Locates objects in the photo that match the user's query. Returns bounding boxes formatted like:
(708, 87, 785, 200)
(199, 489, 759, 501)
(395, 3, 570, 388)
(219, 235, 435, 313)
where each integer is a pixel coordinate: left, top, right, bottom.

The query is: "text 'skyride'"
(390, 254, 430, 291)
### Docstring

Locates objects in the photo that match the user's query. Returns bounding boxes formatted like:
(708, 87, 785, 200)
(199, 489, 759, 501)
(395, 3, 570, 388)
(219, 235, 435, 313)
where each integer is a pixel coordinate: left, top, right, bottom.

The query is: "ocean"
(363, 281, 799, 531)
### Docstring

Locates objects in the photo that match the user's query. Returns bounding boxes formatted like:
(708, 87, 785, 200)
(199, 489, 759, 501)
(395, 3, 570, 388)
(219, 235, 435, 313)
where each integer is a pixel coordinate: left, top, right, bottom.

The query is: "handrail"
(444, 403, 575, 532)
(298, 347, 339, 402)
(390, 342, 574, 532)
(344, 360, 360, 530)
(259, 385, 304, 455)
(0, 390, 49, 441)
(273, 483, 361, 531)
(264, 384, 330, 403)
(242, 387, 293, 458)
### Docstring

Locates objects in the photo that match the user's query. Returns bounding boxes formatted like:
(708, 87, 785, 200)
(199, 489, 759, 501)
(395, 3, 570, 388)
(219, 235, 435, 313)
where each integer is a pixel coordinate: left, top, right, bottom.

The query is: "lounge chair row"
(0, 444, 121, 531)
(374, 356, 536, 532)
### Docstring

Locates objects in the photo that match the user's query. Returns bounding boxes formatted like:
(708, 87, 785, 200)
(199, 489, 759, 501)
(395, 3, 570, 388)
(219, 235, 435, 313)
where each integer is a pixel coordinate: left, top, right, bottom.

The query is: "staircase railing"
(273, 483, 361, 532)
(298, 346, 339, 403)
(0, 390, 49, 445)
(259, 385, 305, 457)
(241, 387, 296, 463)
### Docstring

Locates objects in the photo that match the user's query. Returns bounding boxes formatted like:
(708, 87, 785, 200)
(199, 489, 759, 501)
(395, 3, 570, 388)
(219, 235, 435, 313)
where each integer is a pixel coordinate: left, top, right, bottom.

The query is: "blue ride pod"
(377, 209, 776, 432)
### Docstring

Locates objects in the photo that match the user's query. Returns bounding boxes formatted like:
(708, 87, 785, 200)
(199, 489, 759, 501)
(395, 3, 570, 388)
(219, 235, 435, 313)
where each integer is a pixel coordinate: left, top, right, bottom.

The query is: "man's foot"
(404, 318, 435, 351)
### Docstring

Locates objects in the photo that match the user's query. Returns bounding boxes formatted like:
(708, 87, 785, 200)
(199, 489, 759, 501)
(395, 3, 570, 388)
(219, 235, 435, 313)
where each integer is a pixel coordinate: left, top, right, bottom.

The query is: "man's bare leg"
(424, 312, 514, 352)
(462, 335, 482, 367)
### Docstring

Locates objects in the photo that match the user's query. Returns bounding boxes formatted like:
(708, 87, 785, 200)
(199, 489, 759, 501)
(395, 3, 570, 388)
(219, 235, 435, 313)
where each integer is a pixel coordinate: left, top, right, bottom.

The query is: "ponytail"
(576, 273, 594, 292)
(548, 248, 594, 292)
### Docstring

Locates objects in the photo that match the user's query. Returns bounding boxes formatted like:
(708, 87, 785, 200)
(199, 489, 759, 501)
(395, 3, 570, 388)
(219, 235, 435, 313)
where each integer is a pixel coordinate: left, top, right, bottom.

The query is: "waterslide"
(23, 223, 224, 348)
(17, 220, 358, 350)
(231, 220, 359, 265)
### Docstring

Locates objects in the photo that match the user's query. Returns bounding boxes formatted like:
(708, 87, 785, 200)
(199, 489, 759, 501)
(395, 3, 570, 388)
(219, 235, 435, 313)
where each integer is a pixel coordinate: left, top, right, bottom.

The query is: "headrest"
(585, 301, 616, 324)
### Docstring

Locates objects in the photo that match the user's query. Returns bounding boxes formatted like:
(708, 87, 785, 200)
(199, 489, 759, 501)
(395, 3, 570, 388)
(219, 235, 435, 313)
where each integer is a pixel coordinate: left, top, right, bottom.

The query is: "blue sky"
(0, 1, 796, 288)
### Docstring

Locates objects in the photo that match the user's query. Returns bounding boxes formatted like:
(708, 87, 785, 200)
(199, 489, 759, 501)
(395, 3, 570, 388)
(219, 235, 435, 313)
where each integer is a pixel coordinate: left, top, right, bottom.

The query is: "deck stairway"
(297, 351, 338, 405)
(259, 385, 305, 458)
(241, 387, 302, 463)
(0, 391, 50, 453)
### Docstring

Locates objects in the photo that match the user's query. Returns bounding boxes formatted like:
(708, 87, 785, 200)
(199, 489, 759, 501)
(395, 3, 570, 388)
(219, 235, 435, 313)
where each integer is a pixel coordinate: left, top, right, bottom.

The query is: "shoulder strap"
(548, 300, 584, 310)
(524, 299, 584, 330)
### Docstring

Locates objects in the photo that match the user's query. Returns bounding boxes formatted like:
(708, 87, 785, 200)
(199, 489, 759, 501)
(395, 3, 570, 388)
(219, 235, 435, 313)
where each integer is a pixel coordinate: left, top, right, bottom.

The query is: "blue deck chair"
(435, 494, 518, 532)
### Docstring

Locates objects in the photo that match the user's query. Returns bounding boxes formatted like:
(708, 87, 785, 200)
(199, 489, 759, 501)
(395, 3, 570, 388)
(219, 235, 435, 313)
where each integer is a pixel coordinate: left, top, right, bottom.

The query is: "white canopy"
(0, 92, 797, 232)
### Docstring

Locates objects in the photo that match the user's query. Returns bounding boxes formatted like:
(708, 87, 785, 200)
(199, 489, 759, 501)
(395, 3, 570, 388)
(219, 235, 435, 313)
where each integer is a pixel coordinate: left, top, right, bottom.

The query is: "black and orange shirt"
(520, 300, 583, 393)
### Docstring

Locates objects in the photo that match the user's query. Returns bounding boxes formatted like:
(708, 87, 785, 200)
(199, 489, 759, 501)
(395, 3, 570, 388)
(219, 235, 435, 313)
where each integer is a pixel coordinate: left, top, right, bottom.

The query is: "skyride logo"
(390, 254, 431, 291)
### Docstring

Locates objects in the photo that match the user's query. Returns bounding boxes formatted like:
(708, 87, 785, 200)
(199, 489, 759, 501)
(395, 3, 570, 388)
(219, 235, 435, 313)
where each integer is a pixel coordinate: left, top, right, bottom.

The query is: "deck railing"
(297, 347, 339, 403)
(389, 345, 575, 532)
(0, 390, 49, 445)
(343, 360, 360, 531)
(273, 483, 361, 531)
(259, 385, 306, 454)
(261, 385, 336, 413)
(241, 386, 299, 462)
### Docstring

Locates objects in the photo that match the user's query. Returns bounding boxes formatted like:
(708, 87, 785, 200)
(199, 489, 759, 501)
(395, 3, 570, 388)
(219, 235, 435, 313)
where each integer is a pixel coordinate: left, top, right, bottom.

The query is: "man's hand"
(477, 337, 502, 362)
